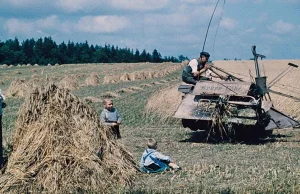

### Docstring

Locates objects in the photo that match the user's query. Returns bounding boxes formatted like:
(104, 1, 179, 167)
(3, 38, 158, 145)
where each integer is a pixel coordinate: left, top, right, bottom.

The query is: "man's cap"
(200, 51, 210, 58)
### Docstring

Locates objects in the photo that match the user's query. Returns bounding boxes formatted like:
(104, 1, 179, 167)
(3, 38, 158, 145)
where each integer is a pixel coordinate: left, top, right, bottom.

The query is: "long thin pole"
(202, 0, 221, 52)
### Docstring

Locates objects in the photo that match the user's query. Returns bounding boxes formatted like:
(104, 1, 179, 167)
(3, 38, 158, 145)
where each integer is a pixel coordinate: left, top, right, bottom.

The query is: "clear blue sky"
(0, 0, 299, 60)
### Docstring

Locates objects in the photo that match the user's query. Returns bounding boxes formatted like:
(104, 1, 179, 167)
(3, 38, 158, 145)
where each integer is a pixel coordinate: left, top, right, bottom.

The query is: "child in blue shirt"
(100, 98, 122, 139)
(140, 138, 181, 173)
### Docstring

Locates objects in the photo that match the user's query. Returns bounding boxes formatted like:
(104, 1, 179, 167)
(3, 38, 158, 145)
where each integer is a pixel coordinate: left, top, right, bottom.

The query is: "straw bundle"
(120, 73, 130, 82)
(85, 73, 99, 86)
(0, 84, 137, 193)
(5, 79, 35, 98)
(59, 75, 78, 90)
(128, 73, 136, 81)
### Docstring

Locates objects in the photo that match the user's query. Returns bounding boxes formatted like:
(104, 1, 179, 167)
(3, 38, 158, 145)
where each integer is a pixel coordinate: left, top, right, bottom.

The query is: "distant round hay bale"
(145, 83, 182, 120)
(0, 84, 137, 193)
(85, 73, 99, 86)
(26, 63, 31, 67)
(17, 64, 21, 67)
(34, 63, 39, 66)
(47, 63, 51, 66)
(55, 63, 60, 66)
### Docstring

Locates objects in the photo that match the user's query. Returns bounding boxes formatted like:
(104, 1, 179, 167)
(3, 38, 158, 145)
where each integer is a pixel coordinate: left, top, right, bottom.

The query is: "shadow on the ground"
(179, 130, 300, 145)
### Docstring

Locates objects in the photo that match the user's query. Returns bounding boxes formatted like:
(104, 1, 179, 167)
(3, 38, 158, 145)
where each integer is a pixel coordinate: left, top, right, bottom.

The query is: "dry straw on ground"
(100, 91, 121, 98)
(145, 83, 182, 121)
(0, 84, 137, 193)
(83, 96, 103, 103)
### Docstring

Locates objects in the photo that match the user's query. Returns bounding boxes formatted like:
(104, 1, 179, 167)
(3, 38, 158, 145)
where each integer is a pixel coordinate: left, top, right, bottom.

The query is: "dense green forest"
(0, 37, 188, 65)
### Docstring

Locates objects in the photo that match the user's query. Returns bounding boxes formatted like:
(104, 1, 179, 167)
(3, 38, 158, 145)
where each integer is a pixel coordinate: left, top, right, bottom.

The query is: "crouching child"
(140, 138, 181, 173)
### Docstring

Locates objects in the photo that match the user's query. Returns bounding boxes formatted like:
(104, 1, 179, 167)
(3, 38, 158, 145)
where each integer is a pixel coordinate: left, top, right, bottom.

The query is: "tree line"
(0, 37, 189, 65)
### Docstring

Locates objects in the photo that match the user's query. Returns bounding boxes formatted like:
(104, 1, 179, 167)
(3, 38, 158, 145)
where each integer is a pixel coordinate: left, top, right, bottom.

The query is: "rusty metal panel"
(173, 94, 212, 120)
(192, 81, 252, 95)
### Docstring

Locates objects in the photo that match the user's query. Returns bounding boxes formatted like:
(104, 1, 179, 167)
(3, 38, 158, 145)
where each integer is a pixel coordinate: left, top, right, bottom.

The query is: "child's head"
(147, 138, 157, 149)
(103, 98, 113, 111)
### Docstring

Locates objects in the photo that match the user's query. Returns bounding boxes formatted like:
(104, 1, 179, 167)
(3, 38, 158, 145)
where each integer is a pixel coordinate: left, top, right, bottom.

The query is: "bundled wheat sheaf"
(5, 79, 36, 98)
(0, 84, 137, 193)
(59, 75, 78, 90)
(85, 73, 100, 86)
(103, 63, 186, 84)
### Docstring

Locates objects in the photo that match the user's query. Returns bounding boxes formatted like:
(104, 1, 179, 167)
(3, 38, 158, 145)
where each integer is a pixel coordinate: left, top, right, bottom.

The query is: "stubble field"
(0, 60, 300, 193)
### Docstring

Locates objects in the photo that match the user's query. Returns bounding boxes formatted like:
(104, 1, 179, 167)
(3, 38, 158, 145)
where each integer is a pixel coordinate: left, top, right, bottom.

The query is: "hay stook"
(0, 84, 137, 193)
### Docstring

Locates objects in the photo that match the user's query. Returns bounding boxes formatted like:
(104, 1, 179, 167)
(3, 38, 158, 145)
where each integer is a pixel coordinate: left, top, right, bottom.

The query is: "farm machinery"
(174, 46, 300, 140)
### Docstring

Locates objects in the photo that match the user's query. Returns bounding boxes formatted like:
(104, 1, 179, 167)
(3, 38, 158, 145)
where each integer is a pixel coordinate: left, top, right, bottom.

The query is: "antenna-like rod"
(202, 0, 221, 52)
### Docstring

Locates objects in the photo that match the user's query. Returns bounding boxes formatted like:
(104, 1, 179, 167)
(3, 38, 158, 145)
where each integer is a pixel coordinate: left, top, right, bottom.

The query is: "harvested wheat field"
(1, 60, 300, 193)
(0, 84, 137, 193)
